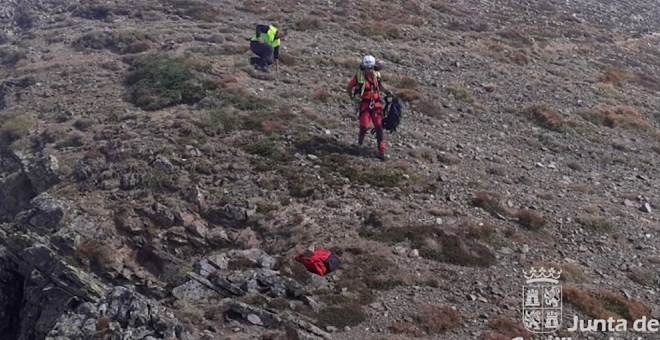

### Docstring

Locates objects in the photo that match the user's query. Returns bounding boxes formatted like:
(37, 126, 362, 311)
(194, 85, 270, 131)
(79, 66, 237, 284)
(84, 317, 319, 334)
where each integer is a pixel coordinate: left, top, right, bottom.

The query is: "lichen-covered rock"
(201, 204, 247, 227)
(0, 171, 36, 221)
(229, 302, 282, 329)
(73, 159, 93, 181)
(134, 245, 185, 284)
(172, 279, 216, 301)
(20, 153, 61, 193)
(120, 172, 141, 190)
(0, 253, 23, 339)
(152, 154, 174, 173)
(28, 192, 69, 232)
(47, 286, 186, 340)
(228, 248, 277, 270)
(137, 202, 176, 228)
(206, 227, 230, 246)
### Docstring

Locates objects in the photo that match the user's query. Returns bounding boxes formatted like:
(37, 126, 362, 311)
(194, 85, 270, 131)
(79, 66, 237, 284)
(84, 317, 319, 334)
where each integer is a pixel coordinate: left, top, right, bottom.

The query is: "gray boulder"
(28, 193, 69, 232)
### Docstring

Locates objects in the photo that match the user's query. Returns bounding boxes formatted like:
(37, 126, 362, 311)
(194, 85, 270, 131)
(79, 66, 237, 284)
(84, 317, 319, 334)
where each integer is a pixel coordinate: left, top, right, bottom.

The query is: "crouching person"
(250, 24, 287, 72)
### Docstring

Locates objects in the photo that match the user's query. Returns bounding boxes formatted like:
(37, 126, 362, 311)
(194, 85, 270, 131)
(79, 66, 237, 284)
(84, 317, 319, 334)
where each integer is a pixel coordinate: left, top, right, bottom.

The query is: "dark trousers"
(250, 41, 273, 67)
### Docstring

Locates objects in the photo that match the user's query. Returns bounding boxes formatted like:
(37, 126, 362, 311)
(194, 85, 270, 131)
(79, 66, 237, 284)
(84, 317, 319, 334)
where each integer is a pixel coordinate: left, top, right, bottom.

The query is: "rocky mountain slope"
(2, 0, 660, 339)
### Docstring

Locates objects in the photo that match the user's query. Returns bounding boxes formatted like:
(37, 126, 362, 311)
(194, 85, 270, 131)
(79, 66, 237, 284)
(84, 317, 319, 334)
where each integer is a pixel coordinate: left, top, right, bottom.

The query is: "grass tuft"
(524, 104, 564, 131)
(125, 54, 211, 111)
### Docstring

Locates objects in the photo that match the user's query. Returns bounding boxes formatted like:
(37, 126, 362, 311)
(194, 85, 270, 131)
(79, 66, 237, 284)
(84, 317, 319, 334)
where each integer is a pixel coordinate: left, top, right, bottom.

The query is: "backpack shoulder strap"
(356, 69, 365, 83)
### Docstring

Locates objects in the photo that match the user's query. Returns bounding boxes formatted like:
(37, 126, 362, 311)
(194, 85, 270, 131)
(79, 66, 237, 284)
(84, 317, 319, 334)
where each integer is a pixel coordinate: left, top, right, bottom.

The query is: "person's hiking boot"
(378, 151, 389, 161)
(250, 58, 269, 72)
(355, 139, 364, 155)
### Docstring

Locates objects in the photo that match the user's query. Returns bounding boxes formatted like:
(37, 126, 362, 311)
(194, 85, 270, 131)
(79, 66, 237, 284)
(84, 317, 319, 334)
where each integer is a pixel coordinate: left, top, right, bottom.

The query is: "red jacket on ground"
(295, 249, 333, 276)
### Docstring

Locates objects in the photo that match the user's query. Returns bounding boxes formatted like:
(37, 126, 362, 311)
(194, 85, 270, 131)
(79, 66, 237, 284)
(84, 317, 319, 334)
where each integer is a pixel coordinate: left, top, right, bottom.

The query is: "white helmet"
(362, 55, 376, 68)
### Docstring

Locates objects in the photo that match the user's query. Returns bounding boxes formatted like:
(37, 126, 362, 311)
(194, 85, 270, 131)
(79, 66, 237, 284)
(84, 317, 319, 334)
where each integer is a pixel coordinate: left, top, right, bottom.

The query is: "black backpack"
(382, 95, 403, 133)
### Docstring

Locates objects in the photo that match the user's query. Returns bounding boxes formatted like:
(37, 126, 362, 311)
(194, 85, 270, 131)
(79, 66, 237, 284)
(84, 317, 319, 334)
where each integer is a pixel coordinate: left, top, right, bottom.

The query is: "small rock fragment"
(640, 203, 652, 213)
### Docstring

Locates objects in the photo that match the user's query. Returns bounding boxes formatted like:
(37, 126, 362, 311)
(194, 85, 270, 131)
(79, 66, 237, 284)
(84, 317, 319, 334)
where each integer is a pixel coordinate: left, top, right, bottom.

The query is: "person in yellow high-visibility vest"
(249, 24, 287, 72)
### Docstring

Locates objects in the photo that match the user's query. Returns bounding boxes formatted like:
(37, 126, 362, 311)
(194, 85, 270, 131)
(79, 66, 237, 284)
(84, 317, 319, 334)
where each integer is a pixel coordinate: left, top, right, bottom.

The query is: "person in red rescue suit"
(346, 55, 392, 161)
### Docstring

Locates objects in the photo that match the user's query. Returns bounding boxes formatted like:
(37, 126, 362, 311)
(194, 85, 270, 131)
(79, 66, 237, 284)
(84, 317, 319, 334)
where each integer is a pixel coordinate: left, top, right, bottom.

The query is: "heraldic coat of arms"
(523, 267, 562, 333)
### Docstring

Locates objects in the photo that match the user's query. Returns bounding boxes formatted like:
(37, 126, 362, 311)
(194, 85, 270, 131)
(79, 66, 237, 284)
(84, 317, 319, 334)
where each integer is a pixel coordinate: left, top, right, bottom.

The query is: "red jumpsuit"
(348, 74, 386, 153)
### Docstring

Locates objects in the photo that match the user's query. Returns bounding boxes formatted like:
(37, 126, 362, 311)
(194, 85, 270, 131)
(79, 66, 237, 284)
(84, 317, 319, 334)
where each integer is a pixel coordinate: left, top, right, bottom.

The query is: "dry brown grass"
(350, 22, 401, 39)
(167, 0, 221, 21)
(428, 208, 455, 217)
(94, 316, 110, 337)
(313, 89, 331, 102)
(394, 76, 419, 89)
(598, 66, 633, 86)
(0, 113, 33, 143)
(393, 160, 410, 170)
(315, 302, 366, 328)
(237, 0, 270, 14)
(570, 183, 591, 194)
(483, 316, 531, 339)
(214, 76, 238, 88)
(514, 209, 546, 231)
(388, 321, 421, 336)
(415, 100, 442, 118)
(127, 40, 152, 53)
(430, 1, 454, 13)
(496, 30, 534, 47)
(0, 48, 28, 67)
(509, 51, 530, 65)
(564, 287, 650, 321)
(189, 58, 213, 72)
(447, 85, 473, 103)
(481, 334, 510, 340)
(462, 219, 506, 247)
(463, 220, 494, 238)
(524, 104, 563, 131)
(628, 268, 654, 286)
(593, 82, 622, 98)
(73, 30, 153, 54)
(396, 89, 421, 102)
(221, 44, 250, 55)
(359, 224, 496, 267)
(602, 106, 646, 129)
(567, 161, 584, 172)
(173, 300, 206, 324)
(416, 304, 462, 334)
(631, 72, 660, 92)
(410, 147, 437, 162)
(76, 240, 118, 271)
(96, 316, 110, 331)
(261, 120, 286, 133)
(579, 105, 647, 130)
(487, 166, 506, 176)
(260, 328, 300, 340)
(577, 217, 614, 233)
(472, 191, 513, 217)
(483, 82, 497, 92)
(278, 53, 295, 66)
(296, 17, 323, 31)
